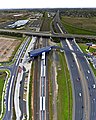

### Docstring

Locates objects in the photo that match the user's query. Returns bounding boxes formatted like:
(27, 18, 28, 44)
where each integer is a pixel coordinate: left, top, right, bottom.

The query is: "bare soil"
(0, 37, 20, 62)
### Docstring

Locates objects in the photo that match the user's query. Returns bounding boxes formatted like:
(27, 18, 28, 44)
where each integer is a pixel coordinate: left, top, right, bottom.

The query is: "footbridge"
(28, 45, 91, 58)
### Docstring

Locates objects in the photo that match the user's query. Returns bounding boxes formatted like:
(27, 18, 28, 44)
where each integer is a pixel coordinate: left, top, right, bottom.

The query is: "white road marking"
(40, 97, 42, 111)
(8, 75, 14, 111)
(43, 97, 45, 111)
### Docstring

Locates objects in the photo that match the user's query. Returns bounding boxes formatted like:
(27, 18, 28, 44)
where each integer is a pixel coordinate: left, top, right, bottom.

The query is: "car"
(93, 98, 95, 101)
(92, 84, 96, 89)
(20, 81, 22, 84)
(87, 70, 90, 73)
(76, 77, 80, 81)
(82, 106, 84, 109)
(86, 76, 89, 79)
(79, 92, 82, 97)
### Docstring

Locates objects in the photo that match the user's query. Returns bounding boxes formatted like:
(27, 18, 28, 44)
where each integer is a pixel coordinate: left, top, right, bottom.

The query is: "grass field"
(0, 72, 6, 113)
(48, 55, 53, 120)
(57, 52, 73, 120)
(61, 16, 96, 35)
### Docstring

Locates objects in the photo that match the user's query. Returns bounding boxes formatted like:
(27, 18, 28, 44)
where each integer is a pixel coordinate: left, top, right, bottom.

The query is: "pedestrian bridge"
(28, 46, 91, 58)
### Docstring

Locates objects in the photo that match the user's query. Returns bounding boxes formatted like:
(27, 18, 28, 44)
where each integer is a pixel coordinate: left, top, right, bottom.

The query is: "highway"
(69, 39, 96, 120)
(0, 28, 96, 39)
(3, 37, 31, 120)
(53, 11, 88, 120)
(61, 39, 84, 120)
(1, 10, 96, 120)
(54, 11, 96, 120)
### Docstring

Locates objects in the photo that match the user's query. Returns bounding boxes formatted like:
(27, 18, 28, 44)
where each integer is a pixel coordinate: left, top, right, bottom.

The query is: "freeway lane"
(53, 11, 94, 120)
(69, 39, 96, 120)
(53, 12, 85, 120)
(61, 39, 84, 120)
(3, 37, 31, 120)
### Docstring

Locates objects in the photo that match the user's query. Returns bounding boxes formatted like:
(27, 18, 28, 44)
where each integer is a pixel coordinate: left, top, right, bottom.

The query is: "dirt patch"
(91, 45, 96, 49)
(0, 37, 20, 62)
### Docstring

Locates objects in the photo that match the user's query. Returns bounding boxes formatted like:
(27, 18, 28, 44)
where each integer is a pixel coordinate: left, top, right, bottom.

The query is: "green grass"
(29, 63, 34, 120)
(78, 43, 96, 53)
(61, 16, 96, 32)
(61, 16, 96, 35)
(0, 72, 6, 113)
(48, 55, 53, 120)
(78, 43, 88, 53)
(57, 52, 73, 120)
(0, 70, 10, 120)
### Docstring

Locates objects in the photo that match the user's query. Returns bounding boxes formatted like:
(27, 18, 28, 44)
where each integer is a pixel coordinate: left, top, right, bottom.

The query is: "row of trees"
(60, 8, 96, 18)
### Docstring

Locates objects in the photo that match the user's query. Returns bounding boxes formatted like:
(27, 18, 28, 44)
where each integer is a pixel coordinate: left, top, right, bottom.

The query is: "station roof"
(8, 20, 29, 28)
(29, 46, 53, 57)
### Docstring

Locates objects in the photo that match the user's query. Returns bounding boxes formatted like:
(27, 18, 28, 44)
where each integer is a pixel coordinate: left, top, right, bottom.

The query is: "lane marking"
(8, 75, 14, 111)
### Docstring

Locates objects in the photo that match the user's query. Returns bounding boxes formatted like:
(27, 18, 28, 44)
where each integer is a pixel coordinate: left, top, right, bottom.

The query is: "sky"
(0, 0, 96, 9)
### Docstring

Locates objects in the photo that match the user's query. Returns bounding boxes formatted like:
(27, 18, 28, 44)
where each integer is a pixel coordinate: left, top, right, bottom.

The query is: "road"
(54, 11, 96, 120)
(1, 10, 96, 120)
(69, 39, 96, 120)
(3, 37, 31, 120)
(0, 28, 96, 39)
(61, 39, 84, 120)
(53, 11, 89, 120)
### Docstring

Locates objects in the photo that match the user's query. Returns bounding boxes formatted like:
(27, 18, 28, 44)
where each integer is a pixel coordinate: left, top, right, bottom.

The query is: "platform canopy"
(29, 46, 53, 58)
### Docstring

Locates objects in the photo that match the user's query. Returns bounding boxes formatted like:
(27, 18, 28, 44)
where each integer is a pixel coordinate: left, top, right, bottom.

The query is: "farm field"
(0, 37, 20, 62)
(61, 16, 96, 35)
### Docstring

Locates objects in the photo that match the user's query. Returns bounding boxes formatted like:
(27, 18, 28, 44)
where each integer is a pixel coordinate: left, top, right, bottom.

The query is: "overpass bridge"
(0, 29, 96, 39)
(28, 45, 91, 58)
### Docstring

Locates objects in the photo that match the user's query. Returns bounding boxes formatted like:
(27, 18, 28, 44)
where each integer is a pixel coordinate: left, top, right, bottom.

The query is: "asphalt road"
(69, 39, 96, 120)
(0, 29, 96, 39)
(3, 37, 31, 120)
(61, 39, 84, 120)
(54, 12, 85, 120)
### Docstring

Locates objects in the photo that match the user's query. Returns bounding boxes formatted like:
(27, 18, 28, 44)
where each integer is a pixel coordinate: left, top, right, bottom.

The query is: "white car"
(92, 84, 96, 89)
(87, 70, 90, 74)
(79, 92, 82, 97)
(86, 76, 89, 79)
